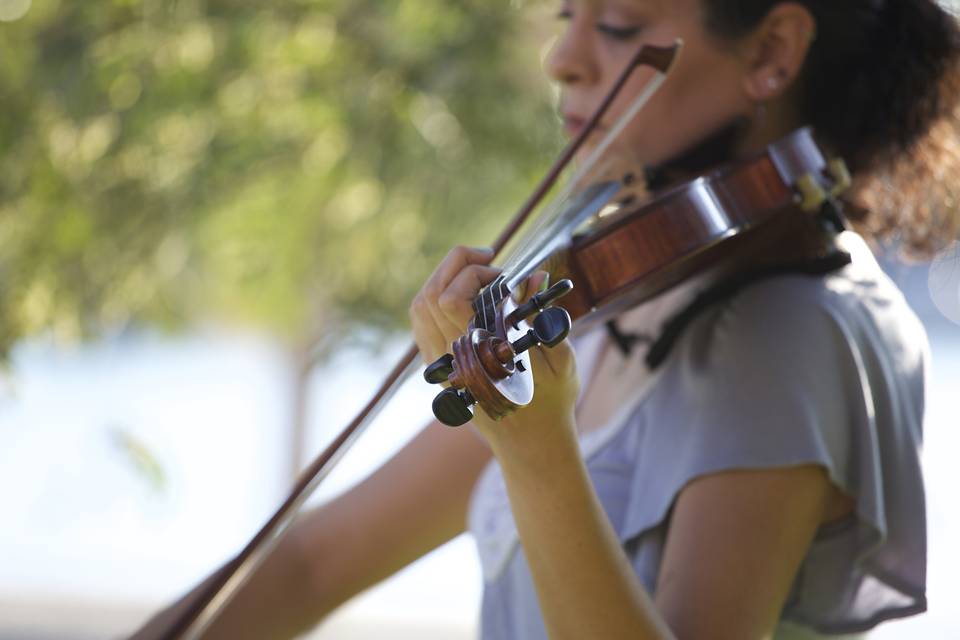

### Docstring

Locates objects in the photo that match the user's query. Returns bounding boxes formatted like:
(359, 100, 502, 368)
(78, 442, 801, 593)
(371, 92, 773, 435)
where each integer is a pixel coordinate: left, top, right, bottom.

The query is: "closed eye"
(554, 4, 644, 42)
(596, 23, 644, 41)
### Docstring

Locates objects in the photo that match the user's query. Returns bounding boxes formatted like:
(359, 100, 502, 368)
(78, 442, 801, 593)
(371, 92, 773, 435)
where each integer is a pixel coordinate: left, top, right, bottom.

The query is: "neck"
(644, 116, 751, 192)
(736, 95, 808, 159)
(645, 100, 806, 194)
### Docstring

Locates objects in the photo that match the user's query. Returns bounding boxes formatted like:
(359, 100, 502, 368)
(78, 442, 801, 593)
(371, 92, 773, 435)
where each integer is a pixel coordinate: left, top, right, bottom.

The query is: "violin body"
(548, 127, 848, 330)
(425, 126, 851, 427)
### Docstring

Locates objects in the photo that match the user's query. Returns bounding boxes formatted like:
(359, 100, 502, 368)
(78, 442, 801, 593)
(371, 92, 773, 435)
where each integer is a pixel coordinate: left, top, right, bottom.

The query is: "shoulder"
(680, 232, 927, 388)
(632, 232, 928, 486)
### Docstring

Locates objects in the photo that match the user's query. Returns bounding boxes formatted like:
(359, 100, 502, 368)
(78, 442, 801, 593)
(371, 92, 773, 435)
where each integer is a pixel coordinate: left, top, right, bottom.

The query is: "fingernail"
(537, 271, 550, 293)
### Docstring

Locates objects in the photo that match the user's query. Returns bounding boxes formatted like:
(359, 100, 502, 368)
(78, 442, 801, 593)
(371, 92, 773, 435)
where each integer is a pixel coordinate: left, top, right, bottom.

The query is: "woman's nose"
(545, 23, 600, 87)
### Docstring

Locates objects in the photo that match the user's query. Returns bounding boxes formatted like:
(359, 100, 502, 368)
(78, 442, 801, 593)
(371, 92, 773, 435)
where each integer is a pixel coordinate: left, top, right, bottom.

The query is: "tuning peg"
(432, 388, 476, 427)
(510, 306, 572, 355)
(506, 279, 574, 328)
(424, 353, 454, 385)
(828, 157, 852, 197)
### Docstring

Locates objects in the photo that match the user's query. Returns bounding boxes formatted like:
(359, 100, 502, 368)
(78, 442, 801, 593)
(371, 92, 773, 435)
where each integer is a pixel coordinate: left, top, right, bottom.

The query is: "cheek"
(617, 49, 749, 166)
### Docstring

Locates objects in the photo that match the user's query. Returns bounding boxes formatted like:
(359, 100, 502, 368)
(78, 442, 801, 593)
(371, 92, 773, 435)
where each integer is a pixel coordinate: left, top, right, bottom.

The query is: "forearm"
(491, 425, 674, 640)
(298, 420, 492, 613)
(129, 526, 317, 640)
(130, 420, 492, 639)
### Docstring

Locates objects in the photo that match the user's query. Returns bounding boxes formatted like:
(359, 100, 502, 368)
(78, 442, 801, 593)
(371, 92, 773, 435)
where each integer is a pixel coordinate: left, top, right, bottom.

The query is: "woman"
(133, 1, 960, 638)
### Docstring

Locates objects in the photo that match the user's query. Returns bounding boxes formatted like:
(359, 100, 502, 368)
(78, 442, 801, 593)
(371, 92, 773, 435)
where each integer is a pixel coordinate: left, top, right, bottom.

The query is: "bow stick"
(159, 41, 679, 640)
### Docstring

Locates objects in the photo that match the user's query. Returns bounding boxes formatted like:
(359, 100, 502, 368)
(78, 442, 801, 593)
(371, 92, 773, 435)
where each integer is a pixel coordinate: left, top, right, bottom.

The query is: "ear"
(739, 3, 817, 102)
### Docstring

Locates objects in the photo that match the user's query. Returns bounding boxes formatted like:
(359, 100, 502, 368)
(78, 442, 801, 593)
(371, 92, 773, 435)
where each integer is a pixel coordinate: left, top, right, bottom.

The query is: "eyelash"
(555, 9, 645, 42)
(596, 24, 644, 41)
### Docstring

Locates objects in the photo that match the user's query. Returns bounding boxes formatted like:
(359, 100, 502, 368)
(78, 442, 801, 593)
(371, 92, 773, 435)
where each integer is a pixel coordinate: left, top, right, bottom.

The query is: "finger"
(421, 249, 494, 339)
(410, 295, 453, 363)
(425, 286, 476, 348)
(424, 263, 501, 346)
(436, 264, 502, 328)
(424, 246, 495, 301)
(528, 338, 577, 380)
(414, 247, 495, 357)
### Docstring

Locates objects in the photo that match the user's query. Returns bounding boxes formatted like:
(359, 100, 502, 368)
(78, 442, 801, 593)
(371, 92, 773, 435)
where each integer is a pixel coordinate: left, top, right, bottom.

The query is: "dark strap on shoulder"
(606, 199, 854, 368)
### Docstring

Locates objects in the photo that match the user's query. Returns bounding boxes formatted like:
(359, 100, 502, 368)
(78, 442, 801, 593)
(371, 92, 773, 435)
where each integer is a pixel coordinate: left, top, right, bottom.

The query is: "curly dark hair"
(702, 0, 960, 257)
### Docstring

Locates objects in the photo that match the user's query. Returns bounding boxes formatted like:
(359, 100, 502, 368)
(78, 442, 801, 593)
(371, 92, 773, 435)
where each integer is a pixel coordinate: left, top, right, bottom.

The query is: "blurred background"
(1, 0, 958, 638)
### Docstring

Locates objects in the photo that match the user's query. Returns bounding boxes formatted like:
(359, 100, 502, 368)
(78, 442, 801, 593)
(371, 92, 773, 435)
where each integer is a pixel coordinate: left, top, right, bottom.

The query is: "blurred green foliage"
(0, 0, 560, 355)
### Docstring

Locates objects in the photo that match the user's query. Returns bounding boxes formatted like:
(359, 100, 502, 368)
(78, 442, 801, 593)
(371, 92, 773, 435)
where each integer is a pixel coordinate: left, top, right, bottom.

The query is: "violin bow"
(159, 41, 679, 640)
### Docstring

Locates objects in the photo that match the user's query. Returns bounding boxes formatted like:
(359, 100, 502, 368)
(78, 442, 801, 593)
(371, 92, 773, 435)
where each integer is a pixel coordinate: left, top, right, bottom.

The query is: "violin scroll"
(424, 280, 574, 427)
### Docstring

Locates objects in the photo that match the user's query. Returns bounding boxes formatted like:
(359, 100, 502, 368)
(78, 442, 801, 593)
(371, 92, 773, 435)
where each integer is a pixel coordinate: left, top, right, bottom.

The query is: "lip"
(561, 112, 605, 139)
(562, 114, 586, 137)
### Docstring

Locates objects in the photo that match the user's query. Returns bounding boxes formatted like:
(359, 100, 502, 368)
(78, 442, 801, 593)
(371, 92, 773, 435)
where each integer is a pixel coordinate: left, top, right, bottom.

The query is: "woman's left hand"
(409, 251, 581, 458)
(468, 272, 582, 460)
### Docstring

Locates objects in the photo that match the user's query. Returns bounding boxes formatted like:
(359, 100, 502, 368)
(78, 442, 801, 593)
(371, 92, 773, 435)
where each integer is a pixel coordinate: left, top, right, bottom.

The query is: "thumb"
(528, 335, 577, 379)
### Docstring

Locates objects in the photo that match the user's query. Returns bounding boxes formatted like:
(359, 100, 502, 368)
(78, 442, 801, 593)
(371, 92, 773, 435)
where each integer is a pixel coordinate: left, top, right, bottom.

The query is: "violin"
(425, 124, 851, 426)
(151, 40, 852, 639)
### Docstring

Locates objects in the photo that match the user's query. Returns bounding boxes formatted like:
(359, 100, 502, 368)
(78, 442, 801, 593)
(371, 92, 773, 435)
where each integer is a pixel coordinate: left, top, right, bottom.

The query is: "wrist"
(483, 410, 581, 473)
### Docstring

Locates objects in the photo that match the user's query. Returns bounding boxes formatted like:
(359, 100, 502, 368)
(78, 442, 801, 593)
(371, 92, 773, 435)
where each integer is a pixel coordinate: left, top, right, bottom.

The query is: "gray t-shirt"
(468, 232, 928, 639)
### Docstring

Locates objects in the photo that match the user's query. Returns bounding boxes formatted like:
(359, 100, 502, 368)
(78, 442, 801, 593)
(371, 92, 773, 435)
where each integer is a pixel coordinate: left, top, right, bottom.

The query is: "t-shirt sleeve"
(617, 274, 927, 631)
(621, 277, 871, 541)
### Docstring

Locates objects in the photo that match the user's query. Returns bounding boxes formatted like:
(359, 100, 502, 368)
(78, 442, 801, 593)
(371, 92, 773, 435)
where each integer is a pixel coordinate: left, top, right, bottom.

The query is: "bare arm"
(130, 418, 492, 640)
(406, 246, 843, 638)
(132, 245, 502, 639)
(492, 419, 675, 640)
(493, 411, 835, 640)
(653, 466, 836, 639)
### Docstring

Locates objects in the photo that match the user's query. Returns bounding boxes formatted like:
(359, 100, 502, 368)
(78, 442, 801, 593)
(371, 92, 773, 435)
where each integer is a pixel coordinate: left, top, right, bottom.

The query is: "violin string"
(497, 169, 591, 278)
(498, 71, 668, 283)
(566, 70, 667, 198)
(497, 164, 613, 287)
(499, 158, 612, 278)
(528, 67, 667, 247)
(497, 69, 669, 288)
(502, 178, 623, 291)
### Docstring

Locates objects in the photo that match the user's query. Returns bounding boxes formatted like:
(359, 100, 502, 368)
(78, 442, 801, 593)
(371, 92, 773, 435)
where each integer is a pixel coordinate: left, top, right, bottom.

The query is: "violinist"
(133, 1, 960, 638)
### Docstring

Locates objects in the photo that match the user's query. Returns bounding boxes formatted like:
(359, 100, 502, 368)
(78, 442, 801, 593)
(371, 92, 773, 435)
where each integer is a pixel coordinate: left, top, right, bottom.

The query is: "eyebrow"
(581, 0, 663, 12)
